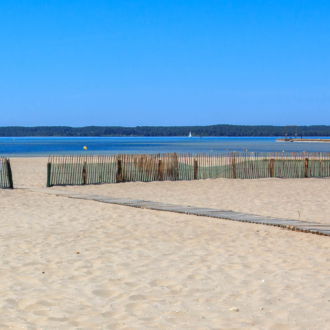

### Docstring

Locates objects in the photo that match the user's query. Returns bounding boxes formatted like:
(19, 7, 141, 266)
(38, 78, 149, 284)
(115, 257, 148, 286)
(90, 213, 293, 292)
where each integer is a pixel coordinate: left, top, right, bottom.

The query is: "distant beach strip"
(277, 138, 330, 143)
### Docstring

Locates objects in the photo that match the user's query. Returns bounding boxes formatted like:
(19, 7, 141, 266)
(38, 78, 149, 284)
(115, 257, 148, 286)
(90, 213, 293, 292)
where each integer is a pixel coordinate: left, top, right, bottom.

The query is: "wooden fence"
(47, 152, 330, 186)
(0, 157, 14, 189)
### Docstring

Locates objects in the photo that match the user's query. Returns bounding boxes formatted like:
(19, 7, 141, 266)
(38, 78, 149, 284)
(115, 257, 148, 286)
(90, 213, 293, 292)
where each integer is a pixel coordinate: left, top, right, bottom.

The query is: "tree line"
(0, 125, 330, 137)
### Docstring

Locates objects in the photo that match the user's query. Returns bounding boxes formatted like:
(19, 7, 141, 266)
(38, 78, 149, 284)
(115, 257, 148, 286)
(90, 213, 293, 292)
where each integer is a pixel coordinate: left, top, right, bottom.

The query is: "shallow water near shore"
(1, 136, 330, 156)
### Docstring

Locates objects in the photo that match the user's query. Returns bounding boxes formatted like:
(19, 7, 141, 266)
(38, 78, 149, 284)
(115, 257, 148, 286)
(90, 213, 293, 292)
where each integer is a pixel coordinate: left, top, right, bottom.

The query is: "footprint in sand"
(92, 289, 117, 298)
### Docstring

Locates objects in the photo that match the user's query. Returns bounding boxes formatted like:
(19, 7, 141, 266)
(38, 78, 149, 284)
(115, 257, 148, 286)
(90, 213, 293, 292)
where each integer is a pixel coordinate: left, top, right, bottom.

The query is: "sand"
(0, 157, 329, 329)
(11, 157, 330, 224)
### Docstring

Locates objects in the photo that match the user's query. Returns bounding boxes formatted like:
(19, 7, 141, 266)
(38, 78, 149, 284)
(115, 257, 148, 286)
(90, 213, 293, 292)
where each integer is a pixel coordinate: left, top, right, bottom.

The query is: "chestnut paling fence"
(46, 152, 330, 187)
(0, 157, 14, 189)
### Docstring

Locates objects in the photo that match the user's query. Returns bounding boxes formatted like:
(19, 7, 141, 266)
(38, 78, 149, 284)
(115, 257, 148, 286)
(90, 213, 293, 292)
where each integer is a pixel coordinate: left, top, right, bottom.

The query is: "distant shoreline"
(2, 135, 330, 138)
(2, 125, 330, 137)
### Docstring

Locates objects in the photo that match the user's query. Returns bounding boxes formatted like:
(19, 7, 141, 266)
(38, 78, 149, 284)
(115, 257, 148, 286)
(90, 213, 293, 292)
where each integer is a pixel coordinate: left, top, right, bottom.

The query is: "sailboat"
(189, 132, 192, 138)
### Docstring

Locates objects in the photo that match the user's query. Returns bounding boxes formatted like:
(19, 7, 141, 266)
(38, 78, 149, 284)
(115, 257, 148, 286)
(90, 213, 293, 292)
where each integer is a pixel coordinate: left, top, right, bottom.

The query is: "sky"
(0, 0, 329, 127)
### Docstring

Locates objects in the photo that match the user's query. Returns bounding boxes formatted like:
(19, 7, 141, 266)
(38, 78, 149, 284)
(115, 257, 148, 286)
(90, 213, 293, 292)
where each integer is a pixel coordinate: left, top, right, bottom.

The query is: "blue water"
(0, 137, 330, 157)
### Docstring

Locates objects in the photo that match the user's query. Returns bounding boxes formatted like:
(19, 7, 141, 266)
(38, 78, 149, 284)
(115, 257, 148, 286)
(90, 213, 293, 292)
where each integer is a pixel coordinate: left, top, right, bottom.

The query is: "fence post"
(304, 158, 309, 178)
(46, 163, 52, 187)
(117, 159, 122, 183)
(158, 159, 163, 181)
(6, 159, 13, 189)
(232, 156, 236, 179)
(269, 159, 274, 177)
(172, 153, 179, 180)
(194, 159, 198, 180)
(82, 162, 87, 184)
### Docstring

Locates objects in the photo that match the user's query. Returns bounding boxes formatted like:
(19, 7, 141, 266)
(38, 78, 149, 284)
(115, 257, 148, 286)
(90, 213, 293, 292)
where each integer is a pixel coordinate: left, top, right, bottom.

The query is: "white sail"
(189, 132, 192, 138)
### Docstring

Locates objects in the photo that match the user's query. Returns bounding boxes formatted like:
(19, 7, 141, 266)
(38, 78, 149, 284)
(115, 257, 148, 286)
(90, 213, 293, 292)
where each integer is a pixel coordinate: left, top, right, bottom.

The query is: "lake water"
(0, 137, 330, 157)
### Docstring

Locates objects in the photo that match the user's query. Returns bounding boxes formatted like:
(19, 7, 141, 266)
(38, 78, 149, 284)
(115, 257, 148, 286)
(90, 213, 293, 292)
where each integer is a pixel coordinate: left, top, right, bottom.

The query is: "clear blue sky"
(1, 0, 329, 126)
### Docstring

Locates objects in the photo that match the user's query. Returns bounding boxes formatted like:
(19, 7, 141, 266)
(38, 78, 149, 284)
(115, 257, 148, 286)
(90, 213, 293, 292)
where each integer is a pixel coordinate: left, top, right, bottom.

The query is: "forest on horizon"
(0, 125, 330, 137)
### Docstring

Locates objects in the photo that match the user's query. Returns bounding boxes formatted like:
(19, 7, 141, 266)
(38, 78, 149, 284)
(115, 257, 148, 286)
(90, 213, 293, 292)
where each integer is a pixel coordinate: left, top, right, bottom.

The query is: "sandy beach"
(1, 157, 330, 329)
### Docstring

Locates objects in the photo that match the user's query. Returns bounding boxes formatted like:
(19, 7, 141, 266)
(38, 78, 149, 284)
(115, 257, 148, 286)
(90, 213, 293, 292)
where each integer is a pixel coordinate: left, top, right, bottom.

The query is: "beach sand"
(0, 157, 329, 329)
(11, 157, 330, 224)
